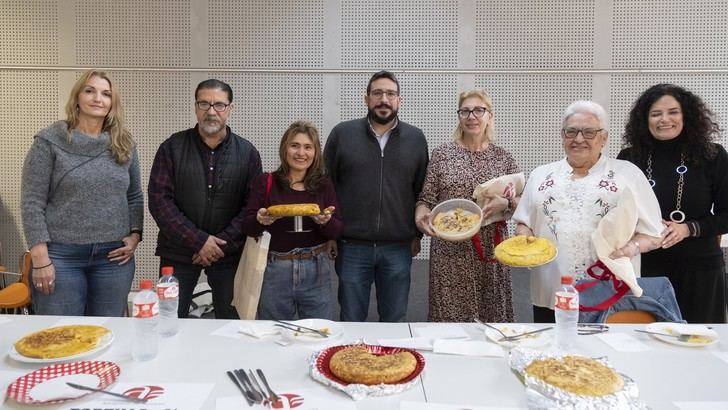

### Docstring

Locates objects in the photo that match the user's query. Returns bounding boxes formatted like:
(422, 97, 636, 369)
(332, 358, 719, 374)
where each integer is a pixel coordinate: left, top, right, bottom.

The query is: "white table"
(1, 315, 727, 409)
(415, 322, 728, 409)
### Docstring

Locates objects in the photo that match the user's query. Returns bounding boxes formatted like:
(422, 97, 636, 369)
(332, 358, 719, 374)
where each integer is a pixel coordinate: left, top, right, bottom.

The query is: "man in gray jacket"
(324, 71, 429, 322)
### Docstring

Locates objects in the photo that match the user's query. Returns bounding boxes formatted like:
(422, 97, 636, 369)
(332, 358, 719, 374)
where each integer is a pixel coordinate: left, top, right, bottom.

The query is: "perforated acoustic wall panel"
(0, 71, 59, 272)
(340, 0, 459, 68)
(209, 0, 324, 68)
(225, 73, 325, 171)
(0, 0, 58, 65)
(612, 0, 728, 69)
(75, 0, 192, 67)
(477, 0, 595, 69)
(476, 75, 594, 174)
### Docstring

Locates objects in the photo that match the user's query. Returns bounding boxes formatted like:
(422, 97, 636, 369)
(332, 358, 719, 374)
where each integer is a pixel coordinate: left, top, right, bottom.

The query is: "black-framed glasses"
(457, 107, 489, 119)
(196, 101, 230, 112)
(369, 90, 399, 99)
(562, 127, 603, 139)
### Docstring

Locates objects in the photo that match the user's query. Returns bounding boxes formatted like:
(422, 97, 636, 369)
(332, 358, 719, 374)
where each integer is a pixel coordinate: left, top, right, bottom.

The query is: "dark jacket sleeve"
(323, 127, 339, 185)
(696, 144, 728, 237)
(148, 140, 209, 252)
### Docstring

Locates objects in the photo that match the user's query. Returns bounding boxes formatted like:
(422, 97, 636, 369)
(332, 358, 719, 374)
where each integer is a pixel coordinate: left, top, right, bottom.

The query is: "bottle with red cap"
(157, 266, 179, 337)
(554, 275, 579, 350)
(132, 280, 159, 361)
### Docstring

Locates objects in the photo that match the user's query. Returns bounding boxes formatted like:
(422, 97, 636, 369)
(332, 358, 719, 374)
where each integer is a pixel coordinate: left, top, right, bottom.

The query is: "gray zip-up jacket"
(324, 117, 428, 242)
(21, 121, 143, 248)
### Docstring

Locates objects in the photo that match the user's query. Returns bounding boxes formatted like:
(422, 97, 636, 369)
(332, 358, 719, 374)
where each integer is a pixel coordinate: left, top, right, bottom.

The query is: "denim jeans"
(257, 246, 335, 320)
(31, 241, 134, 316)
(336, 240, 412, 322)
(578, 276, 684, 323)
(160, 256, 240, 319)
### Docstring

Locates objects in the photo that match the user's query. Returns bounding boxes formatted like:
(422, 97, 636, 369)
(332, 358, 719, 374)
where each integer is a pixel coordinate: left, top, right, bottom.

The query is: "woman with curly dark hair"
(618, 83, 728, 323)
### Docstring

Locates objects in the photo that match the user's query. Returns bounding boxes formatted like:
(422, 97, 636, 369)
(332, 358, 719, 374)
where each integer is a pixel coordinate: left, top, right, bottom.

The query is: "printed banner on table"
(216, 388, 356, 410)
(61, 382, 213, 410)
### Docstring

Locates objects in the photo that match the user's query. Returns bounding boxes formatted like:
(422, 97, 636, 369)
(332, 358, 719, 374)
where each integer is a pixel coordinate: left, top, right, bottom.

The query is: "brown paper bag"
(232, 231, 271, 319)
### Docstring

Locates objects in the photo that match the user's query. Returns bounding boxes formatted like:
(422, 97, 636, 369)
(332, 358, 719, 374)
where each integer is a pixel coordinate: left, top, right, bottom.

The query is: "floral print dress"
(418, 141, 520, 322)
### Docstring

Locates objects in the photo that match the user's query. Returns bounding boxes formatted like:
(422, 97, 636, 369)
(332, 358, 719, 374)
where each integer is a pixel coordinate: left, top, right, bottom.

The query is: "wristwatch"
(130, 228, 143, 241)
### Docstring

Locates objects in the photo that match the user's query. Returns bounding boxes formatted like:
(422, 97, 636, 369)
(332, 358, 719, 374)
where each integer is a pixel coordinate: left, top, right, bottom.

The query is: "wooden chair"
(606, 310, 656, 324)
(0, 251, 32, 314)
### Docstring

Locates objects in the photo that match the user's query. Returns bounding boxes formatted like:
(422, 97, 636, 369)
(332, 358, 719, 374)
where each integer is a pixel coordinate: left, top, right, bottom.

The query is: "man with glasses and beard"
(324, 71, 429, 322)
(149, 79, 262, 319)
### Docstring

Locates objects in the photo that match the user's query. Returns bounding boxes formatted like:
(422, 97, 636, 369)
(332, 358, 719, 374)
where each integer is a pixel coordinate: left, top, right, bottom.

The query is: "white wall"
(1, 0, 727, 286)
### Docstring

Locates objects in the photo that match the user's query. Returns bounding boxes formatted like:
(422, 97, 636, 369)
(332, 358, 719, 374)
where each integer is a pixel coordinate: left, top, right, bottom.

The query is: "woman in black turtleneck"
(618, 83, 728, 323)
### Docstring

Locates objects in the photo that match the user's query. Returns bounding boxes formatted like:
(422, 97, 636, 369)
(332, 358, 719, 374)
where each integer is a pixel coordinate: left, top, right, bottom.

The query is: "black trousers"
(643, 265, 727, 324)
(159, 256, 240, 319)
(532, 305, 555, 323)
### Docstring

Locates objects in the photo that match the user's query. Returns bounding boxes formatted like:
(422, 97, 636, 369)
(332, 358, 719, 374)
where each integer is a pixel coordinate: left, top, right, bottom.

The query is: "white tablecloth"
(1, 315, 727, 409)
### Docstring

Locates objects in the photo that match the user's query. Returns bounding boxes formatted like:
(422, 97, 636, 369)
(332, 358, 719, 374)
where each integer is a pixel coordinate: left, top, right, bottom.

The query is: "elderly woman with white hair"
(512, 100, 664, 322)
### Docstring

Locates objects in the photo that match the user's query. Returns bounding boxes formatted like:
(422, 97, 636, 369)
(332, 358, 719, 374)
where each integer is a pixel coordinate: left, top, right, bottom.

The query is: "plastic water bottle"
(132, 280, 159, 361)
(157, 266, 179, 337)
(554, 275, 579, 350)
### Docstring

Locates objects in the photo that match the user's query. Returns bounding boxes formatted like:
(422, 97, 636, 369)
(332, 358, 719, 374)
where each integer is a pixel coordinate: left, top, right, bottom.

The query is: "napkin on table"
(238, 321, 279, 338)
(376, 337, 433, 350)
(432, 339, 505, 357)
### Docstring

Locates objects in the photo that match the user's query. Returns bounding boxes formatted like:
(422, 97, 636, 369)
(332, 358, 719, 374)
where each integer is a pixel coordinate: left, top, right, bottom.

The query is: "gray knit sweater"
(21, 121, 143, 247)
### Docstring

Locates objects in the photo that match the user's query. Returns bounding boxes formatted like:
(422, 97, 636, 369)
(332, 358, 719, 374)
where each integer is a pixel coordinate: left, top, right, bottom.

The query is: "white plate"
(8, 330, 115, 363)
(644, 322, 719, 347)
(483, 324, 550, 349)
(280, 319, 344, 343)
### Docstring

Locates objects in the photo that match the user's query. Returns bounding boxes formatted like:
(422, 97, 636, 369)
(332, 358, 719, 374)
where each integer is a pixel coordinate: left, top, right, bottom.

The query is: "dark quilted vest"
(156, 128, 255, 260)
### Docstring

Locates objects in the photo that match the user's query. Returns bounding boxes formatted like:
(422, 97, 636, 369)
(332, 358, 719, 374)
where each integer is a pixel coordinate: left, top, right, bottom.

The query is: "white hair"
(561, 100, 608, 130)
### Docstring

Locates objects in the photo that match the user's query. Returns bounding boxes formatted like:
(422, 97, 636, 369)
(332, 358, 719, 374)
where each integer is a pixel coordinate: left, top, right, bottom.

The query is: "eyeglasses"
(562, 127, 603, 139)
(196, 101, 230, 112)
(369, 90, 399, 99)
(457, 107, 489, 119)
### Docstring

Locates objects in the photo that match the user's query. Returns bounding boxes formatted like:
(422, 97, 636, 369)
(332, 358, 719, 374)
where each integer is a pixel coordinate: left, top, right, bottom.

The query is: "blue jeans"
(336, 240, 412, 322)
(578, 276, 684, 323)
(160, 256, 240, 319)
(257, 246, 335, 320)
(31, 241, 134, 316)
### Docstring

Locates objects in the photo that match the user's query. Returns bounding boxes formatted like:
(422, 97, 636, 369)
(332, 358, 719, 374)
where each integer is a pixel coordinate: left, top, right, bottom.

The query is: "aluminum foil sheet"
(308, 343, 424, 401)
(509, 348, 649, 410)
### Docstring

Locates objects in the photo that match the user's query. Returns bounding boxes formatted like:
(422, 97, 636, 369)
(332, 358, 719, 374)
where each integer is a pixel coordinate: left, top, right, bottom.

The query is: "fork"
(499, 327, 553, 341)
(226, 370, 253, 406)
(256, 369, 281, 404)
(474, 318, 510, 340)
(236, 369, 264, 404)
(634, 329, 693, 342)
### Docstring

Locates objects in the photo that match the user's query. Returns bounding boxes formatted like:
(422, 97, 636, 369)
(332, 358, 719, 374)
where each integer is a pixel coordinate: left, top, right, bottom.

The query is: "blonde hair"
(64, 70, 133, 164)
(452, 90, 496, 143)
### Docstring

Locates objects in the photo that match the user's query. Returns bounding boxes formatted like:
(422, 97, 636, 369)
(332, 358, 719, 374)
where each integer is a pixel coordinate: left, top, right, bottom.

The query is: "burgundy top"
(242, 173, 343, 252)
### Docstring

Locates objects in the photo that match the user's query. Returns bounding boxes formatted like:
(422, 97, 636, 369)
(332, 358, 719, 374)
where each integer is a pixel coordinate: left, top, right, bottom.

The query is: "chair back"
(19, 251, 31, 287)
(606, 310, 656, 324)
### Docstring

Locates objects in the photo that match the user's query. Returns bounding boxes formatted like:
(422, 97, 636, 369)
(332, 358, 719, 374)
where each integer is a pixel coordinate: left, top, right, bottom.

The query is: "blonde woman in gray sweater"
(21, 70, 143, 316)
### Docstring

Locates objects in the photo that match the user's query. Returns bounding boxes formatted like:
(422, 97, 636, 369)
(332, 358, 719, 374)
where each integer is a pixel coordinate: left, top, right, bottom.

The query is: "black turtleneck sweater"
(618, 137, 728, 270)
